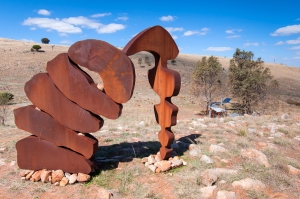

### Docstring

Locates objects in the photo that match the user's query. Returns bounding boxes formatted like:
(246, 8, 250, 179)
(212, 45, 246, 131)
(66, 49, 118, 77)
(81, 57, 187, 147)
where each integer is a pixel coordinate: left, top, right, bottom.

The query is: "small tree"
(227, 48, 278, 114)
(171, 59, 176, 65)
(192, 56, 222, 116)
(0, 92, 14, 125)
(31, 45, 42, 51)
(41, 38, 50, 44)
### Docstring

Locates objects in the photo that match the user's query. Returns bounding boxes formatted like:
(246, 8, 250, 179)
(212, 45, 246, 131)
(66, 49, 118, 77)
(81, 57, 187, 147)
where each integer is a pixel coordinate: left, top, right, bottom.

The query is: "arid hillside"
(0, 38, 300, 199)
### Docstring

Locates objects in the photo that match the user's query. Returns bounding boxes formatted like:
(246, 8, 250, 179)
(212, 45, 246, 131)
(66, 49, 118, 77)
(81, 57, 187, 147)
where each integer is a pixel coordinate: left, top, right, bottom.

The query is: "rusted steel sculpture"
(123, 26, 181, 159)
(14, 25, 180, 174)
(14, 40, 135, 174)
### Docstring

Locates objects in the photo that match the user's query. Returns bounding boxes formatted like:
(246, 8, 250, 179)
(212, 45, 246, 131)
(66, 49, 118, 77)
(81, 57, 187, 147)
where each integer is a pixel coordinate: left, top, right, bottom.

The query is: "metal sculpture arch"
(14, 26, 180, 174)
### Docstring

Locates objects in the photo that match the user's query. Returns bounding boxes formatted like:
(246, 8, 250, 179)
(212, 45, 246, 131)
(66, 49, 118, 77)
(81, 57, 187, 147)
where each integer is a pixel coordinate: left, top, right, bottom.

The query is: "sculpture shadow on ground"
(92, 133, 202, 173)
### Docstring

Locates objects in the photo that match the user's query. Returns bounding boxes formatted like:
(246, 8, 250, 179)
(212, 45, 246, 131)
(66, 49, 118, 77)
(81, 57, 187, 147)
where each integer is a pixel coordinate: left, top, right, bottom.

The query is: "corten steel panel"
(16, 136, 93, 174)
(123, 26, 181, 160)
(68, 39, 135, 104)
(46, 53, 122, 119)
(14, 105, 98, 158)
(24, 73, 103, 132)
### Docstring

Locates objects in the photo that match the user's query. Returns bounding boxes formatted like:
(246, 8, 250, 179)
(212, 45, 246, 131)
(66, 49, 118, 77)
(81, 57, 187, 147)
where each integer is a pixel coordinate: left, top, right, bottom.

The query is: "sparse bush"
(41, 38, 50, 44)
(31, 45, 42, 51)
(0, 92, 14, 125)
(227, 48, 278, 114)
(171, 59, 176, 65)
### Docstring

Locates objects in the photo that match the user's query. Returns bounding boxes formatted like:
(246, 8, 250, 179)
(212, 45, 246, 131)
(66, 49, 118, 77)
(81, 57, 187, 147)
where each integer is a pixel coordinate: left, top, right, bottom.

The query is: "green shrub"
(32, 45, 42, 51)
(0, 92, 14, 105)
(41, 38, 50, 44)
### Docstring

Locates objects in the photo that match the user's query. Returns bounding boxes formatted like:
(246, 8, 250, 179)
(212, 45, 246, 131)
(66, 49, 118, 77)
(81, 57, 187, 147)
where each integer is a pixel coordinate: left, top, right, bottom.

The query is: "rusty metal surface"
(68, 39, 135, 104)
(123, 26, 181, 159)
(24, 73, 103, 132)
(14, 105, 98, 158)
(46, 53, 122, 119)
(16, 136, 93, 174)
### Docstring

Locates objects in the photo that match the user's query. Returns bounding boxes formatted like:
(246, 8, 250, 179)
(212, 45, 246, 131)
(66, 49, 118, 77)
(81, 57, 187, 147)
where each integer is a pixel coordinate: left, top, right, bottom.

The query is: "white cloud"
(159, 15, 176, 21)
(183, 28, 209, 36)
(225, 30, 234, 34)
(225, 29, 242, 34)
(62, 16, 101, 29)
(91, 13, 111, 18)
(271, 25, 300, 36)
(172, 35, 178, 40)
(226, 35, 241, 39)
(59, 33, 68, 36)
(286, 37, 300, 44)
(38, 9, 50, 16)
(23, 17, 82, 33)
(166, 27, 184, 32)
(296, 52, 300, 55)
(294, 56, 300, 59)
(97, 23, 125, 33)
(275, 41, 284, 45)
(205, 47, 234, 52)
(183, 30, 199, 36)
(290, 46, 300, 50)
(30, 27, 36, 30)
(60, 40, 71, 44)
(244, 42, 259, 47)
(297, 18, 300, 21)
(116, 16, 128, 21)
(21, 39, 35, 42)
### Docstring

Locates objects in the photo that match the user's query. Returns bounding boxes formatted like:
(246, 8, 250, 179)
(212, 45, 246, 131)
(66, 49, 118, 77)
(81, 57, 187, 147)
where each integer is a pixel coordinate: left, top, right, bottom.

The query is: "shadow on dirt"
(91, 133, 201, 173)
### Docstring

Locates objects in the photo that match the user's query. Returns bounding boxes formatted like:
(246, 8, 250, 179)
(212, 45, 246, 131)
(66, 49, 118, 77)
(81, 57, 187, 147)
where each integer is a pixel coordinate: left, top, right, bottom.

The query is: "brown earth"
(0, 38, 300, 199)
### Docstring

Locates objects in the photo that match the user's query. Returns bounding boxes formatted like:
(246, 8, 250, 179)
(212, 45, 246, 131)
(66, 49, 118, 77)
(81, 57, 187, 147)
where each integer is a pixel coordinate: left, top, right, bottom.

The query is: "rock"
(209, 144, 227, 153)
(31, 170, 43, 182)
(241, 148, 269, 168)
(65, 172, 71, 179)
(141, 157, 148, 163)
(189, 148, 201, 157)
(0, 159, 6, 166)
(25, 170, 34, 180)
(294, 136, 300, 141)
(199, 186, 217, 199)
(188, 144, 197, 150)
(248, 128, 256, 134)
(232, 178, 265, 191)
(286, 165, 300, 175)
(281, 113, 289, 120)
(139, 121, 145, 126)
(54, 182, 59, 186)
(148, 165, 157, 173)
(51, 169, 64, 183)
(216, 190, 236, 199)
(200, 155, 214, 164)
(41, 170, 51, 183)
(155, 152, 162, 162)
(156, 160, 171, 172)
(148, 155, 156, 164)
(60, 177, 69, 186)
(69, 174, 77, 184)
(10, 161, 16, 166)
(171, 159, 183, 167)
(200, 169, 218, 186)
(77, 173, 90, 182)
(20, 170, 29, 177)
(145, 162, 150, 167)
(182, 160, 187, 166)
(155, 168, 161, 173)
(271, 132, 284, 137)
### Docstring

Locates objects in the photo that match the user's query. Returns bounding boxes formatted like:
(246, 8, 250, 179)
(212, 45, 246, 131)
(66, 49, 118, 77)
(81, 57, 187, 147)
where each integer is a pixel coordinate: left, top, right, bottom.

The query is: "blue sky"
(1, 0, 300, 67)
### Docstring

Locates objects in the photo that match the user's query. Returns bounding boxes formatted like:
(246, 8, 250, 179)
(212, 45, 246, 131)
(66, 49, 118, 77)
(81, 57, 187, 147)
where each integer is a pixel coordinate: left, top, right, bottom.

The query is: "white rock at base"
(199, 185, 217, 199)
